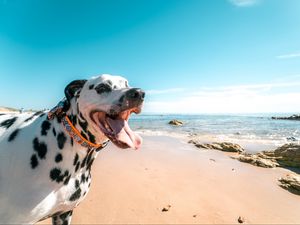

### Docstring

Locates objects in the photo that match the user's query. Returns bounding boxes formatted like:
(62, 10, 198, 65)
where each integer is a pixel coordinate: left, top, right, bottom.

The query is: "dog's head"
(64, 74, 145, 149)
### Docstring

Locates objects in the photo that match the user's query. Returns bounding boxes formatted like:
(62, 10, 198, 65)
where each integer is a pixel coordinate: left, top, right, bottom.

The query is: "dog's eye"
(107, 80, 113, 86)
(95, 83, 112, 94)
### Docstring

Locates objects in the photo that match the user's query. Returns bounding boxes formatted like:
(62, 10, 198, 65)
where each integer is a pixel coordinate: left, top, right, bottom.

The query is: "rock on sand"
(189, 140, 244, 153)
(278, 174, 300, 195)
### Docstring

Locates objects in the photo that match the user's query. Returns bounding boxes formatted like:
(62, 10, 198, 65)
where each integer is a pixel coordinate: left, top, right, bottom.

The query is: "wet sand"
(41, 135, 300, 224)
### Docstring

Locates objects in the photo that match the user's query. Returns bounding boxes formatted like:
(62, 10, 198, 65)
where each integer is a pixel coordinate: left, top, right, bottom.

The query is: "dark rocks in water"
(271, 114, 300, 121)
(278, 174, 300, 195)
(189, 140, 244, 153)
(233, 143, 300, 169)
(287, 136, 298, 142)
(168, 119, 183, 126)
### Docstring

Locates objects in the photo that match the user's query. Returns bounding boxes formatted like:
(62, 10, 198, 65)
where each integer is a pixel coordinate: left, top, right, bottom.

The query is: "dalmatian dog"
(0, 74, 145, 224)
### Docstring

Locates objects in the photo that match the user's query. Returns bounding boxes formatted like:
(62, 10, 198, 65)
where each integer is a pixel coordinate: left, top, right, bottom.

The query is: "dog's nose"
(125, 88, 145, 101)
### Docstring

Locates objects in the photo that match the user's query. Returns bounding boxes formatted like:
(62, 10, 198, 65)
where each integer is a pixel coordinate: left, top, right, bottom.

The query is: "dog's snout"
(126, 88, 145, 101)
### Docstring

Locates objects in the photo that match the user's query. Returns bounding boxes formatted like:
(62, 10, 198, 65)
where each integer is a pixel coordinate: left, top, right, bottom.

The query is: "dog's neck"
(63, 101, 109, 148)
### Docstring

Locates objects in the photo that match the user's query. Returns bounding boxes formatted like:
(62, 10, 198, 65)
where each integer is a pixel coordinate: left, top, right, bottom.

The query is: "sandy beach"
(39, 135, 300, 224)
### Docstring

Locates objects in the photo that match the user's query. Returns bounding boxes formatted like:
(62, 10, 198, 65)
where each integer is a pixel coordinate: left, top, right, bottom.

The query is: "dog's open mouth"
(91, 107, 142, 149)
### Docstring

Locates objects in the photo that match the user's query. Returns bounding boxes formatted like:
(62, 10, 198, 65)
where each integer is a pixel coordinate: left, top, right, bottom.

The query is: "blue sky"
(0, 0, 300, 113)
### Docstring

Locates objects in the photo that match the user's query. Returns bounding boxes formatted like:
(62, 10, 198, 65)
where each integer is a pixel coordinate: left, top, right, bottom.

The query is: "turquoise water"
(129, 114, 300, 143)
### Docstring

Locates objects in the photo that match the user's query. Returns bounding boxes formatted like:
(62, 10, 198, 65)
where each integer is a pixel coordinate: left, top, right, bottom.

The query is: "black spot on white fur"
(30, 154, 39, 169)
(78, 120, 88, 132)
(80, 155, 87, 168)
(56, 116, 62, 124)
(0, 117, 17, 129)
(75, 162, 80, 172)
(55, 153, 63, 163)
(41, 120, 51, 136)
(73, 153, 79, 166)
(50, 168, 62, 182)
(64, 170, 69, 178)
(86, 158, 95, 171)
(57, 132, 67, 149)
(95, 83, 112, 94)
(8, 129, 20, 142)
(75, 179, 80, 189)
(34, 111, 44, 116)
(69, 187, 82, 201)
(69, 114, 77, 126)
(24, 116, 34, 122)
(87, 131, 96, 144)
(86, 150, 94, 166)
(24, 111, 44, 123)
(79, 112, 85, 121)
(33, 137, 47, 159)
(52, 127, 56, 137)
(50, 168, 69, 183)
(39, 113, 46, 118)
(52, 211, 73, 225)
(64, 175, 71, 185)
(81, 174, 86, 183)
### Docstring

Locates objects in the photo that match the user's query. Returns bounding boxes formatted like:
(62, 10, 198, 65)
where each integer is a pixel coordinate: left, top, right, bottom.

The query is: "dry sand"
(40, 135, 300, 224)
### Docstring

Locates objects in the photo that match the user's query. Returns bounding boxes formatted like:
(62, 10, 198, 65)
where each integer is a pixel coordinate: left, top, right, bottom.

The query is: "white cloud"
(198, 81, 300, 92)
(145, 92, 300, 114)
(146, 88, 185, 95)
(277, 52, 300, 59)
(228, 0, 259, 7)
(143, 81, 300, 114)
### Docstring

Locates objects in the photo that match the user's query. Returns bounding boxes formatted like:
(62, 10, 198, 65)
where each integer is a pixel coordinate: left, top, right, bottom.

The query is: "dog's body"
(0, 112, 93, 224)
(0, 75, 144, 224)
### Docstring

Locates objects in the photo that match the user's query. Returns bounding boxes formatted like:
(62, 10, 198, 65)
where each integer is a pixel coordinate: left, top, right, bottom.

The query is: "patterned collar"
(48, 99, 108, 151)
(61, 115, 108, 150)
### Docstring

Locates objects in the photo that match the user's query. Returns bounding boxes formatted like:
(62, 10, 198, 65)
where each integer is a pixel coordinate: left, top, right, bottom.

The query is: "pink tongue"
(106, 118, 142, 149)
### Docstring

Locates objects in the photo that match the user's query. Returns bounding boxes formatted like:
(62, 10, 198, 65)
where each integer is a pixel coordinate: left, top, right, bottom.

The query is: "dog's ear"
(64, 79, 87, 102)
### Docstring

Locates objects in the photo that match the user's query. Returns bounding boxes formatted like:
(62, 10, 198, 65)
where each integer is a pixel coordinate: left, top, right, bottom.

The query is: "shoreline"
(39, 134, 300, 224)
(137, 130, 295, 153)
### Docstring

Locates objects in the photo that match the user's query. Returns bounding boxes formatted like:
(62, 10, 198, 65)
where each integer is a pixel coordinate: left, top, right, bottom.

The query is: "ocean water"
(129, 114, 300, 145)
